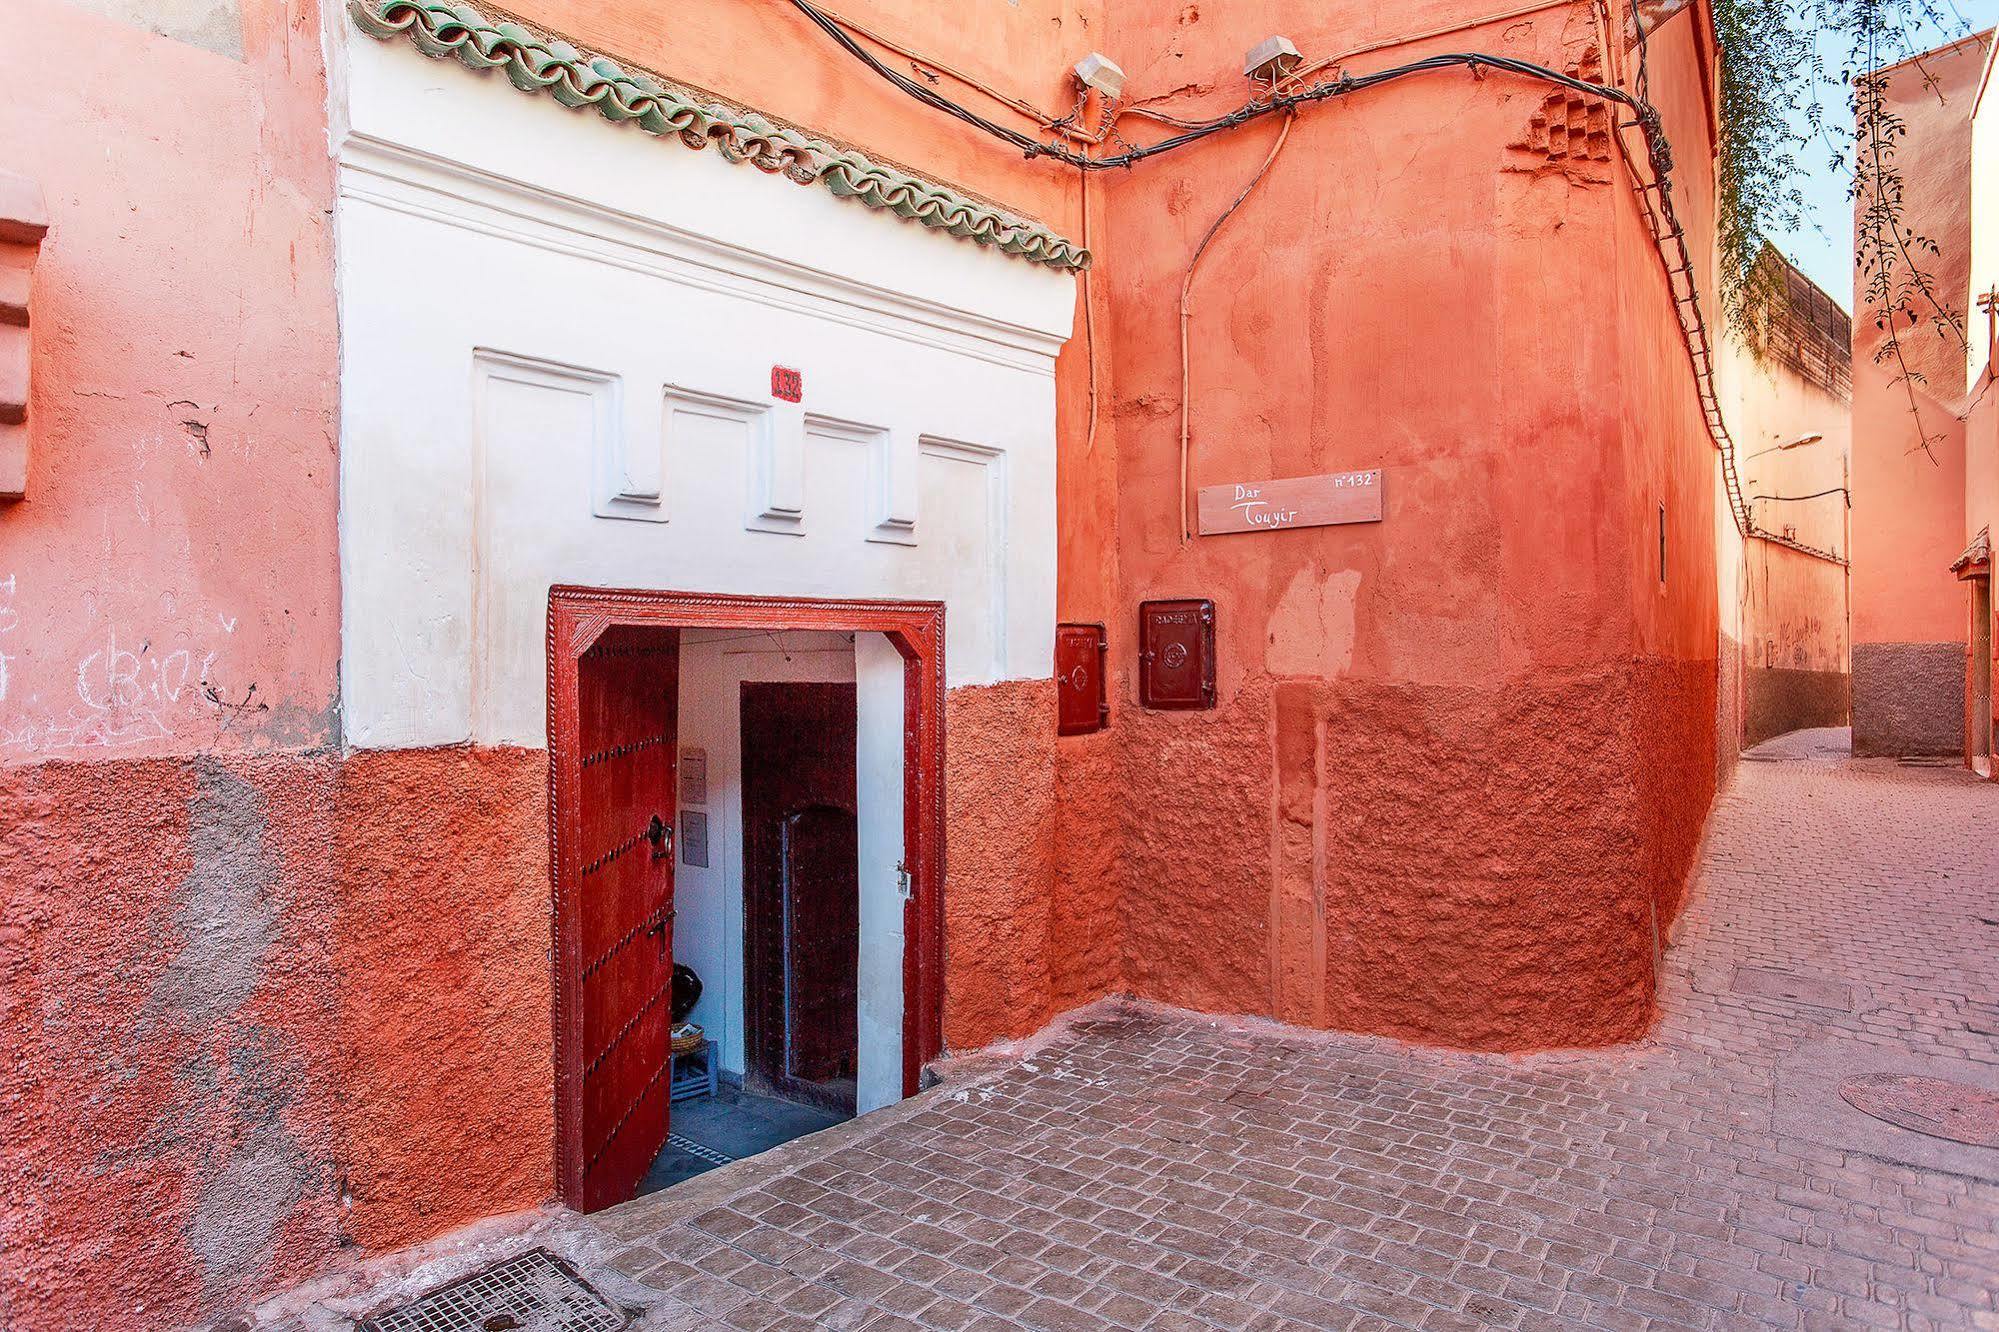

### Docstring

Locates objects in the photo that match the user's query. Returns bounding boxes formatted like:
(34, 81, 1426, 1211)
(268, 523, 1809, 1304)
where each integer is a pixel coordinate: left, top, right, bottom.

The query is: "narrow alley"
(310, 736, 1999, 1332)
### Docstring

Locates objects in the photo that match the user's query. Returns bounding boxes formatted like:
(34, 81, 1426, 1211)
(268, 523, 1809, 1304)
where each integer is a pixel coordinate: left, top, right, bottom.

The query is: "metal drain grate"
(666, 1133, 735, 1167)
(1840, 1074, 1999, 1149)
(361, 1249, 626, 1332)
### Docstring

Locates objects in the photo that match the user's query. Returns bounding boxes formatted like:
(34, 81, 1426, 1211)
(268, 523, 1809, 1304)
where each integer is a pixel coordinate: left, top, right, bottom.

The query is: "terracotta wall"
(7, 0, 1737, 1325)
(1, 2, 1110, 1324)
(1850, 35, 1988, 756)
(1719, 270, 1853, 748)
(1090, 0, 1720, 1047)
(0, 3, 346, 1328)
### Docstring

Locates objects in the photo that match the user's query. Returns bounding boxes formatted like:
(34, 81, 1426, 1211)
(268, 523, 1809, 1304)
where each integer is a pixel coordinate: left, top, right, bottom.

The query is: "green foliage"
(1713, 0, 1812, 342)
(1712, 0, 1974, 455)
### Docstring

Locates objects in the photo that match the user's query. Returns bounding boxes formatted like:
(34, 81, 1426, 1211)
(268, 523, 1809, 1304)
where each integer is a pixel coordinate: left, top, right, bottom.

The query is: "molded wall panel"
(334, 29, 1071, 749)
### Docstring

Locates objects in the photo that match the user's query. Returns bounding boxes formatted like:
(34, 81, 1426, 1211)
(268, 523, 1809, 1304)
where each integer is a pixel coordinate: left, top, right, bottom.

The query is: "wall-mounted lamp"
(1742, 432, 1823, 462)
(1073, 52, 1127, 100)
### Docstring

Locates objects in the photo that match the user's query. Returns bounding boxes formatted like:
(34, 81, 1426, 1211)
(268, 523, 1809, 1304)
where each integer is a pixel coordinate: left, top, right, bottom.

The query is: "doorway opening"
(1972, 576, 1992, 778)
(547, 589, 944, 1213)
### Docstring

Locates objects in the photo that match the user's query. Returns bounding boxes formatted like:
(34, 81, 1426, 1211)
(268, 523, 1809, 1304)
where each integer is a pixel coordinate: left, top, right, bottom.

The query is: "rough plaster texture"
(1744, 666, 1849, 747)
(9, 0, 1748, 1322)
(2, 757, 344, 1332)
(329, 748, 556, 1255)
(1717, 630, 1743, 779)
(1852, 642, 1967, 757)
(4, 681, 1082, 1330)
(1092, 0, 1723, 1052)
(942, 678, 1063, 1049)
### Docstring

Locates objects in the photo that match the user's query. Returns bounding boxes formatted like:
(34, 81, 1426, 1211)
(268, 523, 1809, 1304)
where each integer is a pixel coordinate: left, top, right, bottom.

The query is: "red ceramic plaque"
(1138, 599, 1215, 710)
(771, 366, 803, 403)
(1055, 623, 1108, 736)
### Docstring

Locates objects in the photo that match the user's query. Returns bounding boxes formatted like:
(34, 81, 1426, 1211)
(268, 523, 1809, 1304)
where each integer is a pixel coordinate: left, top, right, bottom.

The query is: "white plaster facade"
(330, 24, 1074, 750)
(327, 24, 1072, 1128)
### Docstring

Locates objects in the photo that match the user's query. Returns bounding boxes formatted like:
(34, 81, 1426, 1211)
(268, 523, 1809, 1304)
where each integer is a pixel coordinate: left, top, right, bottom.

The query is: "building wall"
(1716, 255, 1853, 748)
(8, 0, 1743, 1326)
(1966, 43, 1999, 769)
(0, 3, 347, 1329)
(2, 4, 1087, 1329)
(1850, 34, 1989, 756)
(1091, 0, 1721, 1049)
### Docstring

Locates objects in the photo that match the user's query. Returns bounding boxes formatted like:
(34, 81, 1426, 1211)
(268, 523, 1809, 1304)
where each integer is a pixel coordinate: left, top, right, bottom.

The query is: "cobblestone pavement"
(586, 742, 1999, 1331)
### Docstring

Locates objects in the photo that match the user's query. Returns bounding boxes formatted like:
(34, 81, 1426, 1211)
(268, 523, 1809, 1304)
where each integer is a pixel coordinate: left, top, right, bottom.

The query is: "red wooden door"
(742, 682, 859, 1113)
(574, 625, 679, 1210)
(781, 805, 861, 1083)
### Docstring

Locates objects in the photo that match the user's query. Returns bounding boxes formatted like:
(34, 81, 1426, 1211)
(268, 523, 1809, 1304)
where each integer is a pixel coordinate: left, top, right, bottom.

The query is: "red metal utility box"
(1138, 599, 1215, 710)
(1055, 622, 1109, 735)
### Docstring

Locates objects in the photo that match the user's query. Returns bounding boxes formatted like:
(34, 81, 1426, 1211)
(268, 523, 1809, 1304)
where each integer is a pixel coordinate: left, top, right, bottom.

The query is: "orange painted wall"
(1851, 37, 1985, 649)
(0, 1, 340, 760)
(7, 0, 1738, 1325)
(0, 4, 345, 1329)
(1091, 0, 1720, 1047)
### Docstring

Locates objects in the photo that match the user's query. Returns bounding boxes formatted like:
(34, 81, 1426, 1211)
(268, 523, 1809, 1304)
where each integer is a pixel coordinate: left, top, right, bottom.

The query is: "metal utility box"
(1137, 599, 1215, 710)
(1055, 622, 1109, 735)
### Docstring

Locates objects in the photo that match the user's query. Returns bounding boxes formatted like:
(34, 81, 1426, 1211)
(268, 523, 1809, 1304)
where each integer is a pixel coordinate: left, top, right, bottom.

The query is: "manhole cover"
(362, 1249, 626, 1332)
(1730, 965, 1857, 1011)
(1839, 1075, 1999, 1149)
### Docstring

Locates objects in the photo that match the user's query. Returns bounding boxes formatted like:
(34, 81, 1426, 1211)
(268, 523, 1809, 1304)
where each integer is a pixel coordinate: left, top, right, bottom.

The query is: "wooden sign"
(1197, 469, 1383, 536)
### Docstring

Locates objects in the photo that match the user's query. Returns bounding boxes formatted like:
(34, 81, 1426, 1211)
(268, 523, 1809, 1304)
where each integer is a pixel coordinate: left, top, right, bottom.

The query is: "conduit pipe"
(1179, 111, 1296, 544)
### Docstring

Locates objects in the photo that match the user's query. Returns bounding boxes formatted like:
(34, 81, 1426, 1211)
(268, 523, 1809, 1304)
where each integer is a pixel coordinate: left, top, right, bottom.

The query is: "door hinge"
(895, 861, 914, 900)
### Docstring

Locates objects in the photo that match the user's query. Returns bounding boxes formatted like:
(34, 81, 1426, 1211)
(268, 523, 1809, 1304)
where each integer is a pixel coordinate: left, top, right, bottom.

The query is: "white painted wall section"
(331, 27, 1074, 750)
(854, 631, 907, 1115)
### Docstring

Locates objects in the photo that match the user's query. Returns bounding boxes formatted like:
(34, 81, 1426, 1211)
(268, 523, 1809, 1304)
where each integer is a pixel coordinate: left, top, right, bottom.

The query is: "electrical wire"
(799, 0, 1104, 143)
(1080, 164, 1100, 457)
(1179, 111, 1295, 544)
(790, 0, 1660, 173)
(1748, 488, 1851, 503)
(788, 0, 1846, 568)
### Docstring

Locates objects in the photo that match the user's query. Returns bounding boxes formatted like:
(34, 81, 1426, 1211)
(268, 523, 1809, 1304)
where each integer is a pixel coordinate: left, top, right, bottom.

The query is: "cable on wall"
(1179, 112, 1296, 544)
(789, 0, 1850, 567)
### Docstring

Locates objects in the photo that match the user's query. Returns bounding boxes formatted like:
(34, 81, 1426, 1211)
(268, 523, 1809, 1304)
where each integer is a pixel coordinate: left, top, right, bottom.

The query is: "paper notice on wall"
(679, 748, 707, 804)
(679, 810, 709, 868)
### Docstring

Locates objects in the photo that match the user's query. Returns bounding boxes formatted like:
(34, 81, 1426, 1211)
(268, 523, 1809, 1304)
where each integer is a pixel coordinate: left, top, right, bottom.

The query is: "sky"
(1771, 1, 1999, 304)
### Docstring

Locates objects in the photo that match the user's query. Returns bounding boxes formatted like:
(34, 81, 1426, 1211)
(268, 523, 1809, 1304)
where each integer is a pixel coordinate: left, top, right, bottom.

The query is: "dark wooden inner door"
(575, 625, 679, 1210)
(742, 682, 859, 1114)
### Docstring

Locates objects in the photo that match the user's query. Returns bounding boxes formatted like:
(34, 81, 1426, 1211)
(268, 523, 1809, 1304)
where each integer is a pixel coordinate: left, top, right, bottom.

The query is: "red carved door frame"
(547, 586, 946, 1209)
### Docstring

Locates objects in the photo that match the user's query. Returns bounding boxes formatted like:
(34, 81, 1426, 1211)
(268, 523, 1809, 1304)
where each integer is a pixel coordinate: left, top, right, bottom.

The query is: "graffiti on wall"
(0, 574, 252, 755)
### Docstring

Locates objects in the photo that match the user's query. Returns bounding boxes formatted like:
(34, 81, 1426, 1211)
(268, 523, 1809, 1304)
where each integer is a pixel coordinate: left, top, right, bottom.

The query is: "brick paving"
(584, 740, 1999, 1331)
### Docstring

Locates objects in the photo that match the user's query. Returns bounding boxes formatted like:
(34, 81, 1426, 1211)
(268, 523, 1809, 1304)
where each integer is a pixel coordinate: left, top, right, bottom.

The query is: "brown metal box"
(1138, 599, 1215, 710)
(1055, 623, 1109, 735)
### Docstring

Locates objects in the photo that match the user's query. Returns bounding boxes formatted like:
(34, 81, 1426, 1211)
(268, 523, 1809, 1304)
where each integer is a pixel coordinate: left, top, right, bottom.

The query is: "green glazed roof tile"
(348, 0, 1090, 272)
